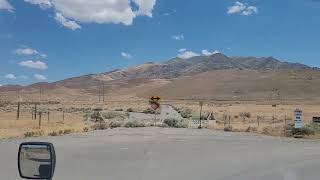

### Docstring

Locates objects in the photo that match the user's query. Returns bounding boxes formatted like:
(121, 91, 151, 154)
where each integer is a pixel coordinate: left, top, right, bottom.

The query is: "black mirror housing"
(18, 142, 56, 179)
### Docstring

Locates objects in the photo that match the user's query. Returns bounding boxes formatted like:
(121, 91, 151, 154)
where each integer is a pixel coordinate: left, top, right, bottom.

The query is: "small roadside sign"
(150, 102, 160, 110)
(150, 96, 161, 101)
(294, 108, 303, 129)
(149, 96, 161, 110)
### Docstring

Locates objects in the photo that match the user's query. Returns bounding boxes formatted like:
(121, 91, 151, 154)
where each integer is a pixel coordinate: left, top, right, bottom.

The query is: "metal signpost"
(149, 96, 161, 126)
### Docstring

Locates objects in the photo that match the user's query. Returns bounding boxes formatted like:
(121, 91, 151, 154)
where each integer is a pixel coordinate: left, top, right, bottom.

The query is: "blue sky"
(0, 0, 320, 85)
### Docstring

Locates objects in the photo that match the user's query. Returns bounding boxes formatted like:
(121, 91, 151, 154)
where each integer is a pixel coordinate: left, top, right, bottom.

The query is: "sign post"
(199, 101, 204, 129)
(149, 96, 161, 127)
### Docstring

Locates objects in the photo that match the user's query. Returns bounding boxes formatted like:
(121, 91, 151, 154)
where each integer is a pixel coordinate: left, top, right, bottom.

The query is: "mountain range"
(1, 53, 319, 102)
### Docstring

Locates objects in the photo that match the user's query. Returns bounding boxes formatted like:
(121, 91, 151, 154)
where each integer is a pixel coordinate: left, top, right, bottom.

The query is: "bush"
(83, 127, 89, 132)
(224, 125, 233, 132)
(48, 131, 58, 136)
(180, 108, 192, 118)
(101, 111, 129, 120)
(157, 123, 169, 128)
(124, 120, 145, 128)
(109, 121, 122, 129)
(63, 129, 75, 134)
(126, 108, 134, 112)
(24, 131, 44, 138)
(114, 108, 123, 111)
(92, 123, 109, 130)
(163, 118, 188, 128)
(142, 108, 156, 114)
(246, 126, 257, 132)
(239, 112, 251, 120)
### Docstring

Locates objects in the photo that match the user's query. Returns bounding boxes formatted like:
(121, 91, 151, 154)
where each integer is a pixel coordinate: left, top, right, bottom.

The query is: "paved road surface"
(1, 128, 320, 180)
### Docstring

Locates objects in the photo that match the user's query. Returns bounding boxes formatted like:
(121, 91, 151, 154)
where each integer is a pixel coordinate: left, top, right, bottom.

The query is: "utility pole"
(199, 101, 203, 129)
(16, 101, 20, 120)
(102, 82, 105, 102)
(16, 90, 21, 120)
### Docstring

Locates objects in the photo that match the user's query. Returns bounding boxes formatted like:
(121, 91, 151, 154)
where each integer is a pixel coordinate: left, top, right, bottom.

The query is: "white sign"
(294, 109, 303, 129)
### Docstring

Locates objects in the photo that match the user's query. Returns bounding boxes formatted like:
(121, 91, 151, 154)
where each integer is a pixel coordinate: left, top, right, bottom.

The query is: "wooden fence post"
(16, 101, 20, 120)
(47, 110, 50, 123)
(34, 103, 37, 120)
(38, 112, 42, 129)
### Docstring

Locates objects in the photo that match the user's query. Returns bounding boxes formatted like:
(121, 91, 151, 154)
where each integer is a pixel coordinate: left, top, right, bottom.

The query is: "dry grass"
(1, 100, 320, 139)
(0, 110, 91, 139)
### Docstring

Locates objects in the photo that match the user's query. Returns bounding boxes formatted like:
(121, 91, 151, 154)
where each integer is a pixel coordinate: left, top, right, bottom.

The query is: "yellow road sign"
(149, 96, 161, 101)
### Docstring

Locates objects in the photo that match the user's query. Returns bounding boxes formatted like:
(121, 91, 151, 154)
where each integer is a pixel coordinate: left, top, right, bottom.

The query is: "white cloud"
(34, 74, 47, 80)
(177, 51, 199, 59)
(172, 34, 184, 40)
(178, 48, 186, 52)
(5, 74, 16, 80)
(0, 84, 2, 87)
(24, 0, 52, 9)
(0, 0, 14, 12)
(18, 60, 48, 70)
(40, 53, 47, 58)
(121, 52, 132, 59)
(227, 1, 258, 16)
(202, 49, 220, 56)
(15, 48, 39, 55)
(132, 0, 156, 17)
(242, 6, 258, 16)
(227, 1, 246, 14)
(24, 0, 157, 29)
(55, 13, 81, 30)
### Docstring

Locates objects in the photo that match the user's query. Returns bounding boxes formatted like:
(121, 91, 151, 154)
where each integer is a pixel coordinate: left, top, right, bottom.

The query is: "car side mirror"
(18, 142, 56, 179)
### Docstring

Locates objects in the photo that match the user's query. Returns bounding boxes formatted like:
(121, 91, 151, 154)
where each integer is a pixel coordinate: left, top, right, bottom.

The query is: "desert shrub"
(124, 120, 145, 128)
(58, 130, 64, 135)
(109, 121, 122, 129)
(48, 131, 58, 136)
(224, 125, 233, 132)
(101, 111, 129, 120)
(300, 126, 315, 136)
(142, 108, 155, 114)
(261, 126, 283, 136)
(246, 126, 258, 132)
(157, 123, 169, 128)
(299, 124, 320, 135)
(83, 127, 89, 132)
(239, 112, 251, 121)
(63, 129, 75, 134)
(114, 108, 123, 111)
(126, 108, 134, 112)
(180, 108, 192, 118)
(163, 118, 188, 128)
(234, 115, 239, 119)
(24, 130, 44, 138)
(91, 111, 104, 122)
(92, 123, 109, 130)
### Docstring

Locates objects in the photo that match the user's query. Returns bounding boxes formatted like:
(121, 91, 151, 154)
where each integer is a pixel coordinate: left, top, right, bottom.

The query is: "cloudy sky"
(0, 0, 320, 85)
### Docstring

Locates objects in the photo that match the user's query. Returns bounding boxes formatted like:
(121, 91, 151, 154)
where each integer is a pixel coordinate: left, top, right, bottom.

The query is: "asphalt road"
(1, 128, 320, 180)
